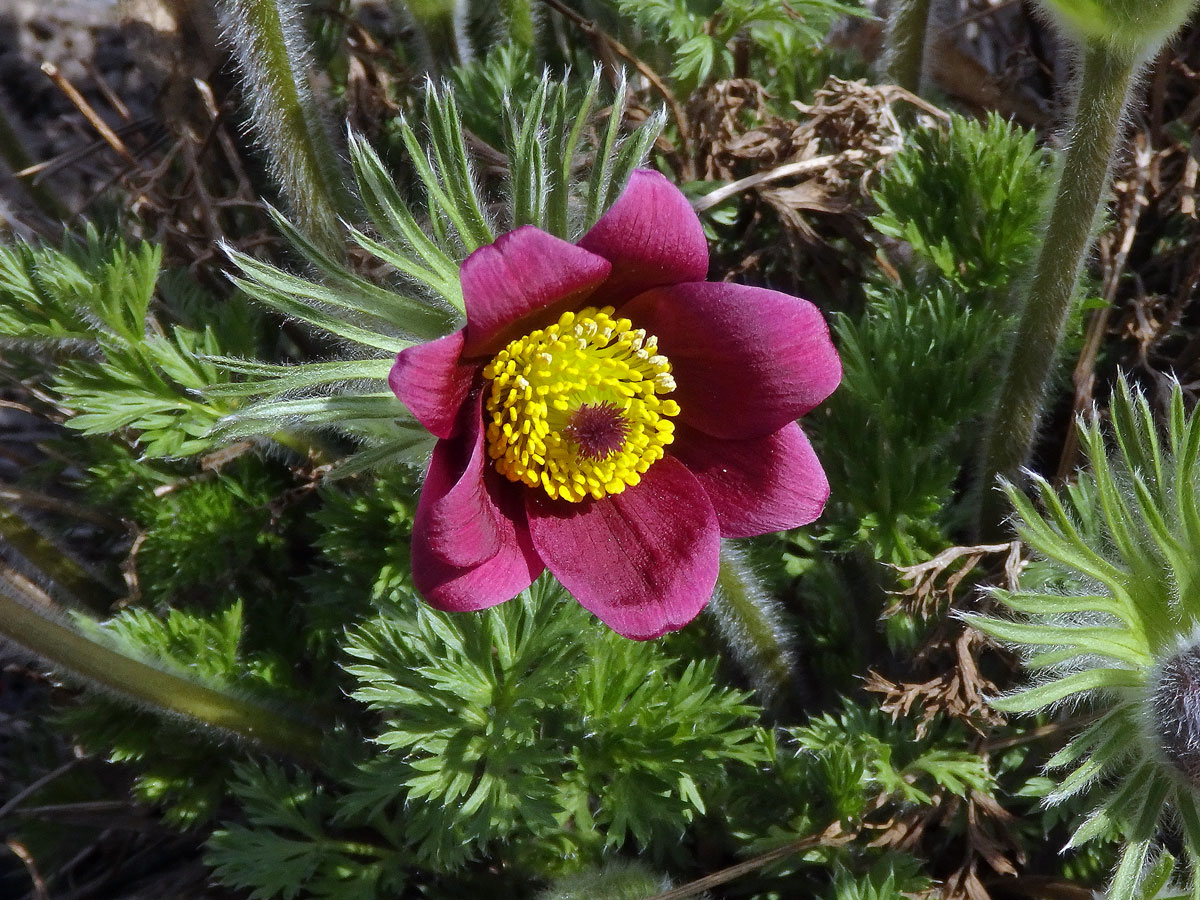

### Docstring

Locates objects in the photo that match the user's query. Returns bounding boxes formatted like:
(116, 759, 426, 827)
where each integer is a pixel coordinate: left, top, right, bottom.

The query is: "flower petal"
(412, 397, 543, 611)
(673, 422, 829, 538)
(525, 457, 720, 640)
(461, 226, 610, 356)
(623, 282, 841, 439)
(389, 328, 475, 439)
(578, 169, 709, 304)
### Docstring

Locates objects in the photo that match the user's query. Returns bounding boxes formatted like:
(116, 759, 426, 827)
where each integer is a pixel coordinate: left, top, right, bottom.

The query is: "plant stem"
(219, 0, 350, 253)
(502, 0, 536, 50)
(979, 42, 1136, 529)
(0, 574, 324, 761)
(646, 821, 853, 900)
(0, 503, 120, 603)
(404, 0, 469, 69)
(886, 0, 935, 94)
(707, 544, 797, 704)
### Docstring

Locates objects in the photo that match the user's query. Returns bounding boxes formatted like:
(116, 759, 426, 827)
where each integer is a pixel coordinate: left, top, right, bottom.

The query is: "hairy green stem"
(707, 544, 797, 704)
(980, 42, 1136, 528)
(219, 0, 349, 252)
(885, 0, 935, 93)
(0, 504, 120, 603)
(502, 0, 536, 50)
(0, 576, 324, 761)
(403, 0, 469, 69)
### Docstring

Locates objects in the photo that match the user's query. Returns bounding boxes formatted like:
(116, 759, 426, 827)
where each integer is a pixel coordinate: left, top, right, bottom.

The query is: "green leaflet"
(988, 667, 1144, 713)
(964, 615, 1151, 667)
(204, 358, 395, 399)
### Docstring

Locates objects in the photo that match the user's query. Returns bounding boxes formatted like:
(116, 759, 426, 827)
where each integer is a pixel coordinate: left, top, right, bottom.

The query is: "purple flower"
(389, 170, 841, 639)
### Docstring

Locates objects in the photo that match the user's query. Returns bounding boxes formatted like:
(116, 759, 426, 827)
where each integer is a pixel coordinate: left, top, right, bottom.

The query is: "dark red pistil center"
(563, 402, 628, 460)
(1152, 643, 1200, 786)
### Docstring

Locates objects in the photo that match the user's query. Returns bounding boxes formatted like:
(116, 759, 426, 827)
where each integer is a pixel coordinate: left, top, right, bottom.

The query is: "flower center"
(1151, 639, 1200, 787)
(481, 306, 679, 502)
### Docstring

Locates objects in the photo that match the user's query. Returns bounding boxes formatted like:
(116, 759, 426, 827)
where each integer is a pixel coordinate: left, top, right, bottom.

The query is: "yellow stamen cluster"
(482, 306, 680, 502)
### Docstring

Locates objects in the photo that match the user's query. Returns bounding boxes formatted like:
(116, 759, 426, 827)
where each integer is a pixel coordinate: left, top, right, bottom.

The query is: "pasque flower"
(389, 170, 841, 639)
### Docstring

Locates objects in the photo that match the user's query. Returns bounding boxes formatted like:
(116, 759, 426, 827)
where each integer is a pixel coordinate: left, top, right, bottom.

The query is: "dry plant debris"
(866, 541, 1030, 900)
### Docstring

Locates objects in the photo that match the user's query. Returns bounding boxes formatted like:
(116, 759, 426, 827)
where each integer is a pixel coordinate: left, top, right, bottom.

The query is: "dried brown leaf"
(864, 628, 1005, 737)
(888, 542, 1022, 620)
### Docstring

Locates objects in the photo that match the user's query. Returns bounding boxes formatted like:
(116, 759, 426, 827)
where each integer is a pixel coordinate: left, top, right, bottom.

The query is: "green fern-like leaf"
(341, 580, 585, 866)
(819, 283, 1009, 562)
(793, 700, 994, 811)
(207, 761, 409, 900)
(333, 573, 768, 872)
(58, 601, 297, 826)
(0, 231, 247, 458)
(871, 113, 1050, 293)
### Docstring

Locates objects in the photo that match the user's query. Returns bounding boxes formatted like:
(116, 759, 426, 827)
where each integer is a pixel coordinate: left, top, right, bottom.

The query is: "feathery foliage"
(208, 761, 410, 900)
(809, 114, 1051, 563)
(820, 284, 1008, 562)
(206, 575, 768, 897)
(823, 862, 931, 900)
(59, 601, 303, 826)
(0, 230, 254, 457)
(793, 701, 993, 813)
(339, 576, 766, 866)
(871, 113, 1050, 295)
(613, 0, 869, 99)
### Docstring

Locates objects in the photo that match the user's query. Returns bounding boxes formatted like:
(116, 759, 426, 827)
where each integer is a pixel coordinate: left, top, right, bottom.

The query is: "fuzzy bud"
(535, 861, 674, 900)
(1150, 638, 1200, 786)
(1033, 0, 1199, 60)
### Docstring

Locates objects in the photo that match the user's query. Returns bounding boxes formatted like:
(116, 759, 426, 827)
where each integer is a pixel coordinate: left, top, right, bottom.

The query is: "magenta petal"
(412, 398, 543, 611)
(623, 282, 842, 439)
(389, 329, 475, 439)
(578, 169, 709, 304)
(525, 457, 720, 640)
(461, 226, 611, 356)
(673, 422, 829, 539)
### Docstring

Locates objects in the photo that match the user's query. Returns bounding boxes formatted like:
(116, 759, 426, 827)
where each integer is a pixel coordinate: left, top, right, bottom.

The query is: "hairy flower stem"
(502, 0, 535, 50)
(0, 505, 119, 604)
(0, 576, 324, 761)
(403, 0, 470, 69)
(885, 0, 935, 93)
(979, 42, 1135, 530)
(707, 545, 798, 705)
(219, 0, 350, 253)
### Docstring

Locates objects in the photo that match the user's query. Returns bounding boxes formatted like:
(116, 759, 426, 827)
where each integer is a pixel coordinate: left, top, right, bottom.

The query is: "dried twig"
(0, 758, 85, 822)
(642, 822, 854, 900)
(82, 60, 132, 123)
(5, 840, 48, 900)
(888, 541, 1021, 619)
(0, 485, 124, 531)
(692, 152, 862, 211)
(40, 62, 140, 169)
